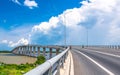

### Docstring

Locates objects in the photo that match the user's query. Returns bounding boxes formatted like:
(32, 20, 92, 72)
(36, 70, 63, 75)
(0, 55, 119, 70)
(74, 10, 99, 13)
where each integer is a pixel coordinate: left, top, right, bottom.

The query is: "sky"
(0, 0, 120, 50)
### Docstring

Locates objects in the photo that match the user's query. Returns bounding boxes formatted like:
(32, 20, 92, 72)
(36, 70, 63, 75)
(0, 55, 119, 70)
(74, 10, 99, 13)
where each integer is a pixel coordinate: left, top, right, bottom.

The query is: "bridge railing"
(24, 47, 69, 75)
(80, 45, 120, 50)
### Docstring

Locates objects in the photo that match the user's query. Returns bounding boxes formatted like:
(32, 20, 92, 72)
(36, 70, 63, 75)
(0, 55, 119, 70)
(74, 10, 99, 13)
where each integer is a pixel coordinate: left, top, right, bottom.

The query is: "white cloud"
(12, 0, 21, 5)
(24, 0, 38, 9)
(8, 38, 29, 47)
(0, 25, 32, 48)
(32, 17, 59, 34)
(30, 0, 120, 45)
(1, 40, 8, 44)
(1, 38, 28, 47)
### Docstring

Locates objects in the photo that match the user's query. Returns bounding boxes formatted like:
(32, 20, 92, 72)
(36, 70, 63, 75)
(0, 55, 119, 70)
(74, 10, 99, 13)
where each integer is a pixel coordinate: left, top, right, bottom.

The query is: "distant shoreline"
(0, 51, 11, 53)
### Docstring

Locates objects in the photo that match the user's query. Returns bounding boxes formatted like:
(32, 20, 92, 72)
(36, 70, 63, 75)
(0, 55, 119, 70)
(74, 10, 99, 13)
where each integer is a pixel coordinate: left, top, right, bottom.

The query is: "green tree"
(35, 55, 46, 65)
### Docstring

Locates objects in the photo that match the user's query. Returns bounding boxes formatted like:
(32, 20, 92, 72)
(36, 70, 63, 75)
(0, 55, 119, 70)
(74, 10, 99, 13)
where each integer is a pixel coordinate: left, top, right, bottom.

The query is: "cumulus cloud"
(30, 0, 120, 45)
(24, 0, 38, 9)
(0, 25, 32, 49)
(12, 0, 21, 5)
(1, 38, 28, 47)
(8, 38, 29, 47)
(1, 40, 8, 44)
(30, 16, 64, 45)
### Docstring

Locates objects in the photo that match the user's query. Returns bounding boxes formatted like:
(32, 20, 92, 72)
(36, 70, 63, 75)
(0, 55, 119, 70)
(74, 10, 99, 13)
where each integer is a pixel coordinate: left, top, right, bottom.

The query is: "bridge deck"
(71, 46, 120, 75)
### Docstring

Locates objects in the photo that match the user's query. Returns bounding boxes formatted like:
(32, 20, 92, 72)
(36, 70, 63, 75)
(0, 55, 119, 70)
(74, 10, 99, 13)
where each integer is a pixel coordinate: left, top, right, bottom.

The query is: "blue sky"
(1, 0, 120, 50)
(0, 0, 81, 30)
(0, 0, 83, 50)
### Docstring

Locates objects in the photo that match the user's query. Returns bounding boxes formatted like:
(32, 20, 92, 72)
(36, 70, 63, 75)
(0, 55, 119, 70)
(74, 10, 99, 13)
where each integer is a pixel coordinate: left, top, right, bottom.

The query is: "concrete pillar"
(37, 47, 40, 56)
(22, 47, 24, 55)
(17, 47, 19, 54)
(19, 47, 21, 54)
(110, 45, 112, 48)
(49, 48, 52, 59)
(56, 48, 59, 55)
(13, 49, 15, 54)
(115, 46, 117, 50)
(21, 47, 23, 54)
(23, 46, 25, 55)
(18, 47, 20, 54)
(118, 46, 120, 49)
(16, 47, 19, 54)
(33, 46, 36, 56)
(43, 47, 46, 56)
(14, 48, 16, 54)
(24, 46, 27, 55)
(116, 46, 118, 49)
(26, 46, 29, 55)
(30, 46, 32, 56)
(28, 46, 30, 55)
(113, 45, 115, 49)
(112, 45, 114, 49)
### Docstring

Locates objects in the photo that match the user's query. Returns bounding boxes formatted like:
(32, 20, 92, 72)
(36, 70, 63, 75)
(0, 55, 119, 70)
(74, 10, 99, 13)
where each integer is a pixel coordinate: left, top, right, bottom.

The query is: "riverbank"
(0, 55, 45, 75)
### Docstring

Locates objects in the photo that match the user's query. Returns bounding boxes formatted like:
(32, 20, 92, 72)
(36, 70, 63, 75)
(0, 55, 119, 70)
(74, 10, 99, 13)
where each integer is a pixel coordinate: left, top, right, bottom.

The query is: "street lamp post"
(63, 11, 72, 47)
(63, 13, 67, 47)
(64, 17, 66, 46)
(87, 28, 88, 47)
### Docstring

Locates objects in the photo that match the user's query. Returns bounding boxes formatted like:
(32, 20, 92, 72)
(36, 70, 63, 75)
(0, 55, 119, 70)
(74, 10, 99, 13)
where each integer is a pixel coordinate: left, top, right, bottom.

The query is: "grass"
(0, 55, 46, 75)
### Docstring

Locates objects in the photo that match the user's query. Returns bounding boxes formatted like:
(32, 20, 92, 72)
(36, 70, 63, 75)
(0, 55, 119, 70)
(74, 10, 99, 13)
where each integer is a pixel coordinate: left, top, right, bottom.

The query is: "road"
(71, 46, 120, 75)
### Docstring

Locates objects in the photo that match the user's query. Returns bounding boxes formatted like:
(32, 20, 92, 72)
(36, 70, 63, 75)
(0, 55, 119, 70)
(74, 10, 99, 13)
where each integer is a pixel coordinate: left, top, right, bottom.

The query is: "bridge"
(12, 45, 70, 75)
(12, 45, 120, 75)
(12, 45, 64, 58)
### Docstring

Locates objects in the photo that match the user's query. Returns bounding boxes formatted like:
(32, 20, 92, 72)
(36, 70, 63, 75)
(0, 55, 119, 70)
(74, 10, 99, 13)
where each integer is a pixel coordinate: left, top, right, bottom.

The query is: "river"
(0, 53, 56, 64)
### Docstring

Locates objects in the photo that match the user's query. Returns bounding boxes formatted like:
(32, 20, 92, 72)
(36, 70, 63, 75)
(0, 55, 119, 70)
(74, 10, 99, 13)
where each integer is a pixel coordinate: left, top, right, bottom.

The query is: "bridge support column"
(23, 46, 26, 55)
(43, 47, 46, 56)
(24, 46, 27, 55)
(18, 47, 20, 54)
(56, 48, 59, 55)
(114, 46, 116, 49)
(21, 47, 23, 54)
(27, 46, 29, 56)
(49, 48, 52, 59)
(115, 46, 117, 50)
(118, 46, 120, 49)
(17, 47, 20, 54)
(16, 47, 19, 54)
(111, 45, 112, 49)
(22, 46, 24, 55)
(30, 46, 32, 56)
(37, 47, 40, 56)
(33, 46, 36, 57)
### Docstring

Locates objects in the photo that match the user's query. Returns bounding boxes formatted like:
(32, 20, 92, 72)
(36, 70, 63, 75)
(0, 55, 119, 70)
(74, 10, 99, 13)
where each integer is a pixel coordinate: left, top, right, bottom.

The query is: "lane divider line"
(70, 51, 74, 75)
(74, 50, 115, 75)
(83, 49, 120, 58)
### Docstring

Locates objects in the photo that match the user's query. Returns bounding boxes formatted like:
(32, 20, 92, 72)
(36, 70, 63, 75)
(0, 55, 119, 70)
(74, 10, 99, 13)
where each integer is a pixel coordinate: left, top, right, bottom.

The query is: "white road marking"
(83, 49, 120, 58)
(74, 50, 115, 75)
(70, 51, 74, 75)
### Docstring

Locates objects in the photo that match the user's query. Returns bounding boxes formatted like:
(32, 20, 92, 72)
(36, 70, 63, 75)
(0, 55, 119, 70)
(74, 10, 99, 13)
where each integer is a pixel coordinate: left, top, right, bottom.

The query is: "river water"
(0, 53, 56, 64)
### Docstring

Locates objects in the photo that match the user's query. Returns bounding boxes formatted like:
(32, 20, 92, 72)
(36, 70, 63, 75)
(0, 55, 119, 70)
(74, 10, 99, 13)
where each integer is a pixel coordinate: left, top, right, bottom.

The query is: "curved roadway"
(71, 46, 120, 75)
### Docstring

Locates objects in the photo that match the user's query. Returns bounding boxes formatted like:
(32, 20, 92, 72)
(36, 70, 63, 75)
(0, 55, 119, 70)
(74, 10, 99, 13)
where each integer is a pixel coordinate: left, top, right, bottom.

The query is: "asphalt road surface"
(71, 46, 120, 75)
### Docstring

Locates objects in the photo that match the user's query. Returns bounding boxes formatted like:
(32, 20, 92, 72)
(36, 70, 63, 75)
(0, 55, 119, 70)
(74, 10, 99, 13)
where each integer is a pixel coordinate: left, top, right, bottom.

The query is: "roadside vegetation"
(0, 51, 11, 53)
(0, 55, 46, 75)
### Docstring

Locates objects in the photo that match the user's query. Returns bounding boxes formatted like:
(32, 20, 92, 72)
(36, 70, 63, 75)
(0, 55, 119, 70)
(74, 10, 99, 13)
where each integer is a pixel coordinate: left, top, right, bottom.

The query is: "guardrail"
(81, 45, 120, 50)
(24, 47, 69, 75)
